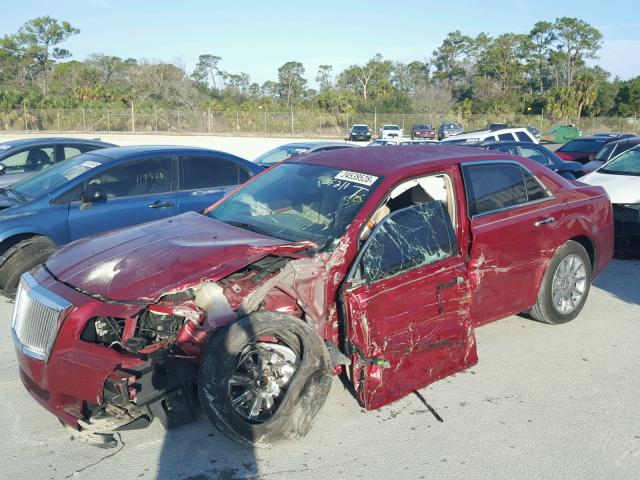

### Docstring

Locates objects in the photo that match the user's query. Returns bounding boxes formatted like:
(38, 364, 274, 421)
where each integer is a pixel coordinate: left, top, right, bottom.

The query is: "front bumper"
(16, 269, 165, 429)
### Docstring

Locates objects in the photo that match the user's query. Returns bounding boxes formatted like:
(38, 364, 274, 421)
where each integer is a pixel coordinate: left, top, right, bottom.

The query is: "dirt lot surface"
(0, 133, 637, 479)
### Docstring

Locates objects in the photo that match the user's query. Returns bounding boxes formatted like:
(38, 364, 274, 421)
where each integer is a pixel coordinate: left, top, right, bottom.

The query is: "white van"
(440, 127, 539, 144)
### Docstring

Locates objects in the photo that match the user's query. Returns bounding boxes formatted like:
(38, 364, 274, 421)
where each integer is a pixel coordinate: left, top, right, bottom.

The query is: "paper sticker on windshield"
(334, 170, 378, 186)
(0, 145, 11, 151)
(82, 160, 101, 168)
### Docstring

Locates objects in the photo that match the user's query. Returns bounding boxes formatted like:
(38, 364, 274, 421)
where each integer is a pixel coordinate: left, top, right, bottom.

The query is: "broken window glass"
(361, 201, 458, 283)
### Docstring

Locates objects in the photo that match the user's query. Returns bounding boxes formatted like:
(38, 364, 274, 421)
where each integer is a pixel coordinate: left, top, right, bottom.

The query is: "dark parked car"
(583, 137, 640, 173)
(477, 140, 584, 179)
(254, 142, 357, 168)
(593, 132, 634, 139)
(437, 122, 464, 140)
(0, 137, 115, 187)
(12, 145, 612, 448)
(0, 146, 262, 297)
(555, 136, 618, 164)
(349, 124, 371, 141)
(411, 124, 436, 139)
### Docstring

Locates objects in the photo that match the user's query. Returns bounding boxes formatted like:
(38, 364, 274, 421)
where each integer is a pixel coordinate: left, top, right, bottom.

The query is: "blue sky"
(2, 0, 639, 86)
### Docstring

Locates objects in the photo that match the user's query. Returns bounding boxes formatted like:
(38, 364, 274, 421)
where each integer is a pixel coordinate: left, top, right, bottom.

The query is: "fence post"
(291, 110, 294, 135)
(264, 111, 267, 135)
(374, 108, 377, 136)
(540, 108, 544, 132)
(155, 110, 158, 132)
(178, 110, 182, 132)
(107, 110, 111, 133)
(402, 113, 405, 130)
(346, 112, 349, 132)
(236, 111, 240, 131)
(207, 106, 211, 133)
(618, 116, 622, 131)
(57, 109, 61, 131)
(22, 101, 28, 132)
(82, 108, 86, 132)
(131, 102, 135, 133)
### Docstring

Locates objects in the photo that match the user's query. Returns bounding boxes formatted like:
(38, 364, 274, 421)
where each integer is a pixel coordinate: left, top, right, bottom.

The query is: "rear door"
(462, 161, 563, 325)
(342, 201, 477, 410)
(67, 155, 178, 240)
(177, 155, 252, 213)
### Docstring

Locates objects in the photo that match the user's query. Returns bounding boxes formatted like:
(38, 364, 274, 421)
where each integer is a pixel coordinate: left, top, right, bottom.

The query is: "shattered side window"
(361, 201, 457, 283)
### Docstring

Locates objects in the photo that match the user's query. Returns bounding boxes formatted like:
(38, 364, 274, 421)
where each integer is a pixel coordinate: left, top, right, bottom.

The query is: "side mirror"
(80, 186, 107, 205)
(0, 163, 6, 175)
(588, 153, 596, 161)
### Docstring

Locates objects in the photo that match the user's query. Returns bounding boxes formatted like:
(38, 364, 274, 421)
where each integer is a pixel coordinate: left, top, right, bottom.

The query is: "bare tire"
(198, 311, 332, 446)
(0, 236, 57, 299)
(530, 240, 592, 324)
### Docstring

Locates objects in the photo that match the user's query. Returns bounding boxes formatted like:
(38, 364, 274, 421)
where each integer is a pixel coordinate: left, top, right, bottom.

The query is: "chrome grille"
(11, 272, 72, 362)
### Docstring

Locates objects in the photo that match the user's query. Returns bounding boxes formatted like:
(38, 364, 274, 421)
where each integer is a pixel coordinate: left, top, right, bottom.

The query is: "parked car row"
(9, 135, 614, 451)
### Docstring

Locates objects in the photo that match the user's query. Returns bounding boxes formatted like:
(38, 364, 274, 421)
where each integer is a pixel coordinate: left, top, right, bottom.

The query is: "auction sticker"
(334, 170, 378, 186)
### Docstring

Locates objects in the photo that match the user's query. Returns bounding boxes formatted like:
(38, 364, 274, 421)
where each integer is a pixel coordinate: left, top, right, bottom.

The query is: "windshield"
(209, 163, 381, 249)
(254, 145, 310, 167)
(414, 125, 430, 130)
(559, 139, 607, 153)
(352, 125, 369, 132)
(599, 149, 640, 176)
(383, 125, 400, 130)
(10, 153, 103, 200)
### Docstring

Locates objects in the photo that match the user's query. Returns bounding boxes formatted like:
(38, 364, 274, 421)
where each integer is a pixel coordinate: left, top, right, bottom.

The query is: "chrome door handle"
(148, 201, 175, 208)
(534, 217, 555, 226)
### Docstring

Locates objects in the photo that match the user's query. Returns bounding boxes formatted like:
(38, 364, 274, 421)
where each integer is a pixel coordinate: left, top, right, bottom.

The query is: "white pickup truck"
(379, 124, 403, 139)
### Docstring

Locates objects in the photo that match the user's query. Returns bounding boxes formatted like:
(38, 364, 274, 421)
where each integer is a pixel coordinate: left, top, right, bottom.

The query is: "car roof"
(604, 136, 640, 145)
(288, 144, 500, 179)
(277, 141, 353, 149)
(0, 137, 114, 148)
(479, 140, 540, 147)
(565, 136, 613, 142)
(85, 145, 246, 160)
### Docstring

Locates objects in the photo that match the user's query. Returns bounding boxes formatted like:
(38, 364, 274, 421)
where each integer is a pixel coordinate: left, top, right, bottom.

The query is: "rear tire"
(530, 240, 592, 324)
(0, 236, 57, 298)
(198, 312, 332, 446)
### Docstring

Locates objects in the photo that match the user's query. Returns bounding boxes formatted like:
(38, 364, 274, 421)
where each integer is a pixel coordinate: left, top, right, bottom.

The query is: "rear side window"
(518, 146, 552, 166)
(1, 147, 55, 172)
(181, 156, 250, 190)
(515, 131, 533, 142)
(462, 163, 548, 216)
(498, 133, 515, 141)
(64, 144, 99, 159)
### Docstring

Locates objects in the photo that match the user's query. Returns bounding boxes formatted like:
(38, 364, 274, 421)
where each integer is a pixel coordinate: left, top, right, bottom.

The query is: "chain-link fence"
(1, 108, 637, 138)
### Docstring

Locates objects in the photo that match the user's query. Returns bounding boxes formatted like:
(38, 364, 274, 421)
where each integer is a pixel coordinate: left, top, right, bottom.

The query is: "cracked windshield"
(209, 163, 380, 248)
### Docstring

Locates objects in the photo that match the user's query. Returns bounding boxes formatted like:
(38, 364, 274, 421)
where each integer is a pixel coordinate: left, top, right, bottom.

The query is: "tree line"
(1, 16, 639, 118)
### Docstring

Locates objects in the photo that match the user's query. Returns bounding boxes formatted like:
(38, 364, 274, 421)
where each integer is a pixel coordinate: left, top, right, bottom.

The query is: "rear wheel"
(530, 240, 592, 324)
(0, 236, 57, 298)
(198, 312, 332, 446)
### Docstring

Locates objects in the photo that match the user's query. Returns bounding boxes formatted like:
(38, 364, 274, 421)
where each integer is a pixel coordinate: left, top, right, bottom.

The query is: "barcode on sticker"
(334, 170, 378, 186)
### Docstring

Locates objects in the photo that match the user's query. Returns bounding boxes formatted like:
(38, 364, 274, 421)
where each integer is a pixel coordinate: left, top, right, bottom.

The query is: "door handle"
(436, 276, 464, 315)
(534, 217, 555, 226)
(148, 201, 175, 208)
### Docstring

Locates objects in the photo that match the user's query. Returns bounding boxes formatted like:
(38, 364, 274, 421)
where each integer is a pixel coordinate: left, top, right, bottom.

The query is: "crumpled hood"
(46, 211, 291, 302)
(581, 171, 640, 204)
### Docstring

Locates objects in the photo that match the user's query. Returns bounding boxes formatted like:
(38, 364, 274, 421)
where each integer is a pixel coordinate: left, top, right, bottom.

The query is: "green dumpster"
(547, 124, 582, 143)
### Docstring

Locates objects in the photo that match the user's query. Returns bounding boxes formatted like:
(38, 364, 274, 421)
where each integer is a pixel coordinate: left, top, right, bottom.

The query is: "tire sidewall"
(541, 241, 592, 324)
(198, 312, 331, 446)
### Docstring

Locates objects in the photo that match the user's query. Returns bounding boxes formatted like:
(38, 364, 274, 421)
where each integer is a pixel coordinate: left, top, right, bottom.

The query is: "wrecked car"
(12, 145, 614, 447)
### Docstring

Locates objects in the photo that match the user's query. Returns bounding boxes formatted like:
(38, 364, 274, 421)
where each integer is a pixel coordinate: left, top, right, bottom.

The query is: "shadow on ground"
(593, 258, 640, 305)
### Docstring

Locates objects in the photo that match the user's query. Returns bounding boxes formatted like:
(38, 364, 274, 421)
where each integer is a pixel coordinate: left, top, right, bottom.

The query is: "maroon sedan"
(12, 146, 613, 447)
(411, 124, 436, 139)
(556, 136, 616, 164)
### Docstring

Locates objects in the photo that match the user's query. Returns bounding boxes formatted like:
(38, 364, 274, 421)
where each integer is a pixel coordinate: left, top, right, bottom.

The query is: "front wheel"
(0, 236, 57, 298)
(198, 312, 332, 446)
(530, 240, 592, 324)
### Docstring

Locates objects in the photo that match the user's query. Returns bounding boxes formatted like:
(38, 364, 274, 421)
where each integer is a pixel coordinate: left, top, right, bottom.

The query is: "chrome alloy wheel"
(228, 342, 298, 423)
(551, 254, 587, 314)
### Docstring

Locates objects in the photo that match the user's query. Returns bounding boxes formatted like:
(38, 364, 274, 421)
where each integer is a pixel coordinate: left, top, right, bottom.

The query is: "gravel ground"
(1, 259, 638, 480)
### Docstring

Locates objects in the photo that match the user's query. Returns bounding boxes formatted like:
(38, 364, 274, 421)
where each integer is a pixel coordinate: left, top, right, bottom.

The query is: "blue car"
(0, 145, 262, 297)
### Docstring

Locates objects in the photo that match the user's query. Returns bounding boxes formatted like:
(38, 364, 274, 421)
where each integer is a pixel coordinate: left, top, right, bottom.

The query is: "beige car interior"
(361, 173, 456, 241)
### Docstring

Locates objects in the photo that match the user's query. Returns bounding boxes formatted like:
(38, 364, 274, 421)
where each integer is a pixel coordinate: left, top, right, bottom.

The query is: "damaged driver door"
(342, 202, 477, 410)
